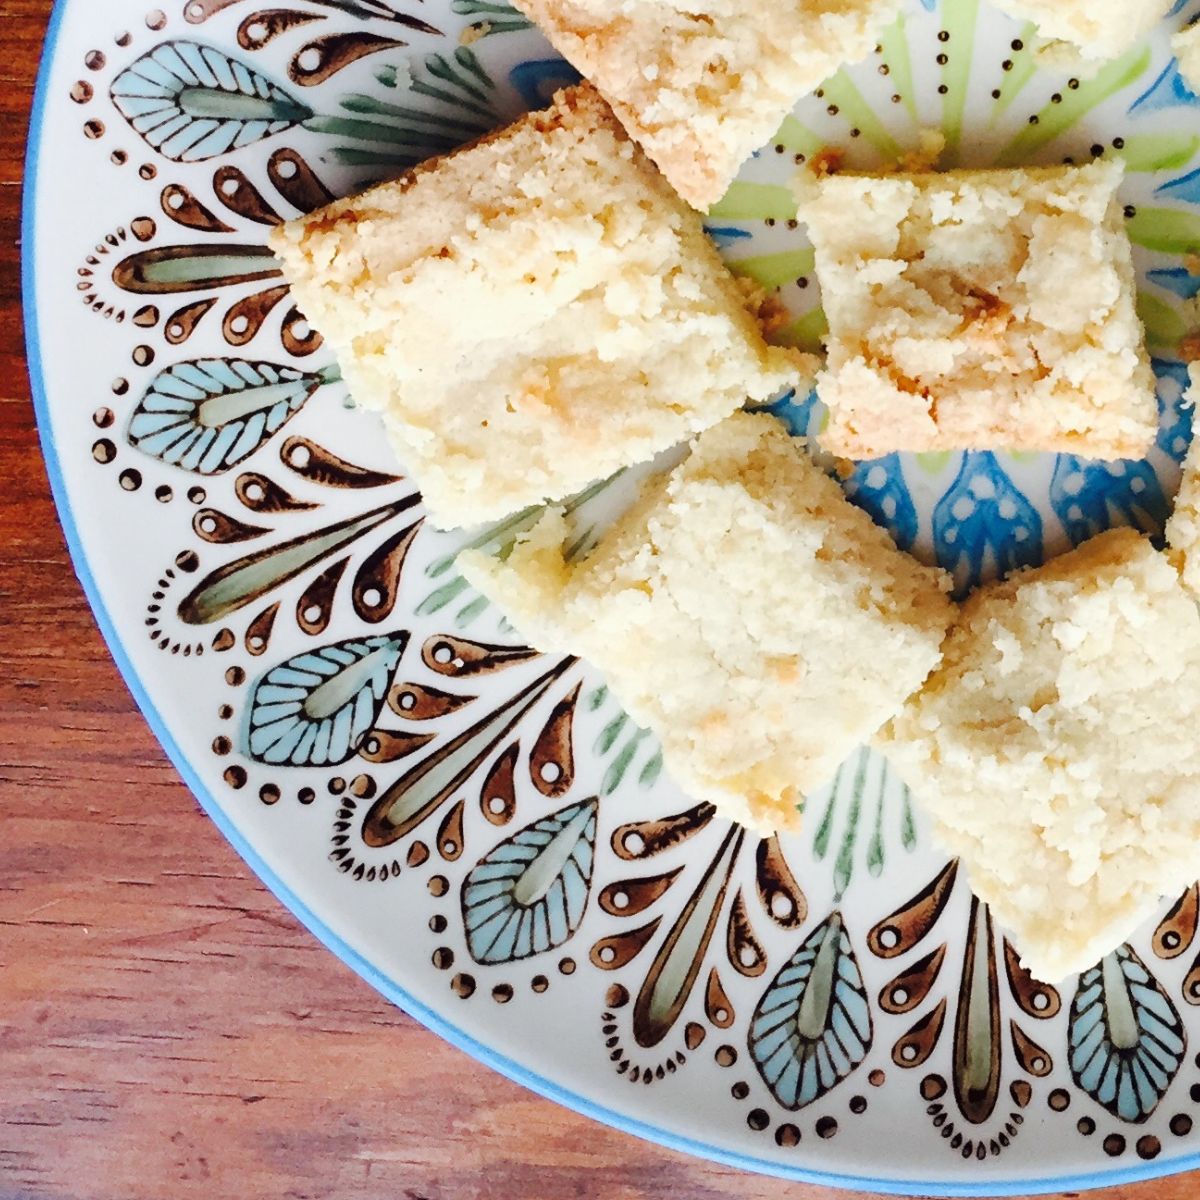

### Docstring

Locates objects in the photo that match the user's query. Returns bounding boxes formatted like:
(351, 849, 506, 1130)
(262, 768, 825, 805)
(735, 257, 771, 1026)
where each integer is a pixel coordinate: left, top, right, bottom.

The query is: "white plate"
(24, 0, 1200, 1190)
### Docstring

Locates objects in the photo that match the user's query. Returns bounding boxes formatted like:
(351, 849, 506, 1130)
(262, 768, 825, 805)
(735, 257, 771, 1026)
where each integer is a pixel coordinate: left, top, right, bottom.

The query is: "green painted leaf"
(708, 182, 796, 222)
(1113, 134, 1200, 173)
(995, 47, 1152, 166)
(1137, 290, 1186, 349)
(1127, 207, 1200, 256)
(729, 248, 815, 291)
(773, 115, 825, 158)
(779, 308, 828, 354)
(821, 71, 901, 160)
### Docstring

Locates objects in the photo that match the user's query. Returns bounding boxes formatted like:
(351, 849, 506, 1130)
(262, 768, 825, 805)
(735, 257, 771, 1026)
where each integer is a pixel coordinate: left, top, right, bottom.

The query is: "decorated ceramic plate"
(25, 0, 1200, 1191)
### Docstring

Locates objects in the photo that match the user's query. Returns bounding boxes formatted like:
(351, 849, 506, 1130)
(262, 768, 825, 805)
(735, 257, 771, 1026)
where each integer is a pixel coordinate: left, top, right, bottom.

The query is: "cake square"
(877, 528, 1200, 983)
(460, 412, 954, 834)
(795, 159, 1157, 462)
(992, 0, 1172, 71)
(271, 84, 807, 529)
(511, 0, 904, 209)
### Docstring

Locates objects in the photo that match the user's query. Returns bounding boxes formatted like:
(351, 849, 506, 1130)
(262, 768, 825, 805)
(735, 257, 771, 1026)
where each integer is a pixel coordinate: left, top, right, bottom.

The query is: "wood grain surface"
(1, 3, 1197, 1197)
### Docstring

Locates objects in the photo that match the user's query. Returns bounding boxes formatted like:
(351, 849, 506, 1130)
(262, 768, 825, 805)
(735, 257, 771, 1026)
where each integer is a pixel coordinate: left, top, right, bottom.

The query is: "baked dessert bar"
(877, 528, 1200, 983)
(511, 0, 905, 209)
(795, 159, 1157, 461)
(271, 84, 807, 528)
(460, 412, 954, 834)
(992, 0, 1172, 71)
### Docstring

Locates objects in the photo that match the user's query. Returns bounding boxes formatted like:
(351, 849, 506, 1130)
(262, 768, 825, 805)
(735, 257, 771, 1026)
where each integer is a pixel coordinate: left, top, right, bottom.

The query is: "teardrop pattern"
(869, 860, 958, 959)
(631, 827, 743, 1049)
(1154, 886, 1200, 961)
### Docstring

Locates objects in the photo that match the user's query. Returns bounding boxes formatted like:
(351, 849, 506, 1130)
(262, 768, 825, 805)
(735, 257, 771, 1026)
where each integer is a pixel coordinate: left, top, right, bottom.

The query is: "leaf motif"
(933, 451, 1042, 596)
(1130, 57, 1198, 116)
(1069, 945, 1187, 1123)
(363, 659, 575, 847)
(461, 797, 597, 964)
(748, 911, 873, 1110)
(1049, 454, 1168, 547)
(952, 897, 1001, 1123)
(128, 358, 330, 474)
(631, 827, 743, 1049)
(111, 40, 313, 161)
(1153, 356, 1197, 462)
(245, 631, 408, 766)
(843, 454, 918, 552)
(752, 386, 819, 439)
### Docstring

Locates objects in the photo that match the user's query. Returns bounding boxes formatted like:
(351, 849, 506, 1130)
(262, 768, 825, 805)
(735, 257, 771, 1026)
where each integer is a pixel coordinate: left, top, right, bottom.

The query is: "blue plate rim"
(21, 2, 1200, 1192)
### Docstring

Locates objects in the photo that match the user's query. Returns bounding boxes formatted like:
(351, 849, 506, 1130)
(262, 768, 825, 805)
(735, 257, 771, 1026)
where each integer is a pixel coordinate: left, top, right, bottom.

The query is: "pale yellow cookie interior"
(461, 411, 954, 834)
(992, 0, 1172, 70)
(512, 0, 904, 208)
(796, 160, 1156, 461)
(271, 84, 808, 528)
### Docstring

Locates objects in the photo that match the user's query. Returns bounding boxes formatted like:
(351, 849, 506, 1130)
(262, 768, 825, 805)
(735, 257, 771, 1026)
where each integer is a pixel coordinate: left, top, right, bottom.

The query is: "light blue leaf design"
(1157, 165, 1200, 205)
(128, 359, 338, 475)
(752, 385, 820, 438)
(933, 451, 1042, 596)
(703, 224, 754, 248)
(1148, 267, 1200, 301)
(1069, 945, 1187, 1123)
(245, 632, 407, 766)
(748, 911, 872, 1110)
(843, 454, 919, 551)
(1131, 58, 1200, 116)
(1154, 357, 1197, 463)
(1049, 455, 1168, 546)
(462, 796, 597, 964)
(111, 41, 313, 161)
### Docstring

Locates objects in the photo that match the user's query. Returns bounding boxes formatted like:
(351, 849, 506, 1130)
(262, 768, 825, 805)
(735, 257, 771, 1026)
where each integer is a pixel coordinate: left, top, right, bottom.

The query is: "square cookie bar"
(460, 412, 954, 834)
(795, 159, 1156, 461)
(511, 0, 904, 209)
(877, 528, 1200, 984)
(993, 0, 1172, 71)
(271, 84, 807, 528)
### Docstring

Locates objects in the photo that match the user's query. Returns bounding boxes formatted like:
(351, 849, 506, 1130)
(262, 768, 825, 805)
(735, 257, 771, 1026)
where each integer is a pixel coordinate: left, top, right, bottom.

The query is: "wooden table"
(0, 2, 1196, 1197)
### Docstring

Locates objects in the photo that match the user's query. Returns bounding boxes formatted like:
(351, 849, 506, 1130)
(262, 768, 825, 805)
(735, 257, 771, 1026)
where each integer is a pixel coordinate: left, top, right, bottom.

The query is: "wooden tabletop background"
(1, 2, 1198, 1198)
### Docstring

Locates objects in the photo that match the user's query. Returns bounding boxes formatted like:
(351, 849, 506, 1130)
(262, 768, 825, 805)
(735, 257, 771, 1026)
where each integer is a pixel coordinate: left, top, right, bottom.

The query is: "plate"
(24, 0, 1200, 1191)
